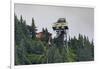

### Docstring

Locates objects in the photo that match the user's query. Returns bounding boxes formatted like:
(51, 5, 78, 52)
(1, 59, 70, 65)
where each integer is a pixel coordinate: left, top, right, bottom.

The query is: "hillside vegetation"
(15, 15, 94, 65)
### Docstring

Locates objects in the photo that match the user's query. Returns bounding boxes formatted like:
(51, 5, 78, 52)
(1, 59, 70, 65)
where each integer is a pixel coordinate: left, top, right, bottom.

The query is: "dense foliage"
(15, 15, 94, 65)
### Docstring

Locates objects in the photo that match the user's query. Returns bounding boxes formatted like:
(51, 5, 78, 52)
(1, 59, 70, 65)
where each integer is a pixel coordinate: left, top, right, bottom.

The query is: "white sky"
(14, 3, 94, 41)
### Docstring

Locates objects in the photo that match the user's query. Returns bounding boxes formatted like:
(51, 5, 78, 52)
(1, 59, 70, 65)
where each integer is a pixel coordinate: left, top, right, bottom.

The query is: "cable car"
(52, 18, 68, 30)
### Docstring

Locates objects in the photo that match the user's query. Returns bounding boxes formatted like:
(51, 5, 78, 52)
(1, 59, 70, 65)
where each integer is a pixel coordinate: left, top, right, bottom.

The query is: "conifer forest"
(15, 14, 94, 65)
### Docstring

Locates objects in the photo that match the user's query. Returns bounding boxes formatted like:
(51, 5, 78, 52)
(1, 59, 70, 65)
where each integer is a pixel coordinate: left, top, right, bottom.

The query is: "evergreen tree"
(42, 28, 45, 33)
(44, 28, 49, 42)
(20, 15, 23, 24)
(31, 18, 36, 39)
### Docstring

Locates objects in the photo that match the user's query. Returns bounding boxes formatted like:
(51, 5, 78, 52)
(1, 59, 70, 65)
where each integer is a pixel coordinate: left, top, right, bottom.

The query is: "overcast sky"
(14, 3, 94, 41)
